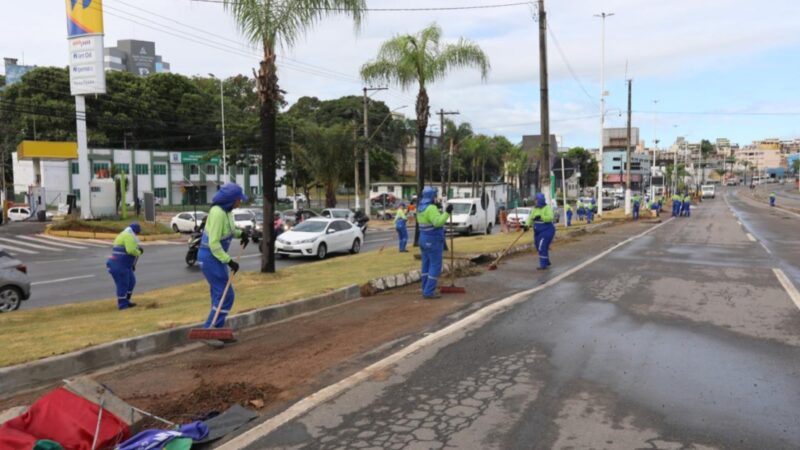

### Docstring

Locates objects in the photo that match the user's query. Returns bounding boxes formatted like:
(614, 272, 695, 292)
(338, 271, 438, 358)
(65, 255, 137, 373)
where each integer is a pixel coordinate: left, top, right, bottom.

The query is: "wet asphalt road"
(240, 191, 800, 449)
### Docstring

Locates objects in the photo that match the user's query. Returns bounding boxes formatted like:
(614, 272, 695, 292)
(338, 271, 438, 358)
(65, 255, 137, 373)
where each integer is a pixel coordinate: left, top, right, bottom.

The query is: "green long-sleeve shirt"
(206, 205, 242, 263)
(113, 229, 142, 256)
(525, 205, 555, 226)
(394, 208, 407, 224)
(417, 204, 449, 228)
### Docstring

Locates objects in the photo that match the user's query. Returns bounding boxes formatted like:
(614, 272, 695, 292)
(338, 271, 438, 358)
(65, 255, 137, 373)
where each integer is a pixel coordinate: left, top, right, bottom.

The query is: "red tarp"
(0, 388, 130, 450)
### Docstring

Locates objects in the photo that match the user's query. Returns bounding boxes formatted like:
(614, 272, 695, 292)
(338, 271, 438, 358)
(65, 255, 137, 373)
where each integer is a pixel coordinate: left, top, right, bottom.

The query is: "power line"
(189, 0, 534, 12)
(547, 24, 597, 108)
(635, 110, 800, 117)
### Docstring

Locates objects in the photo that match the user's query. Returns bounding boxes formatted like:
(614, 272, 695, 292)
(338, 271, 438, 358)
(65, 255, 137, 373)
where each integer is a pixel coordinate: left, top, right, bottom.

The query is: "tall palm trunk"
(257, 46, 278, 273)
(325, 183, 337, 207)
(413, 87, 429, 246)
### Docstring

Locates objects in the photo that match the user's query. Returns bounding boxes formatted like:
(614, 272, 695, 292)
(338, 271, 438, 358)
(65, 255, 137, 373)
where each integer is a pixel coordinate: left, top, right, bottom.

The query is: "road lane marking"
(36, 258, 79, 264)
(0, 244, 38, 255)
(0, 237, 59, 252)
(19, 235, 87, 249)
(746, 233, 757, 242)
(737, 221, 742, 225)
(760, 242, 772, 254)
(32, 274, 95, 286)
(219, 218, 676, 449)
(773, 268, 800, 311)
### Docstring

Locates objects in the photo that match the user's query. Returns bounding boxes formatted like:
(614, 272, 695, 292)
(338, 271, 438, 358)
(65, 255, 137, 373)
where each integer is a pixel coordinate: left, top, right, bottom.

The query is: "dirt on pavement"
(1, 220, 647, 432)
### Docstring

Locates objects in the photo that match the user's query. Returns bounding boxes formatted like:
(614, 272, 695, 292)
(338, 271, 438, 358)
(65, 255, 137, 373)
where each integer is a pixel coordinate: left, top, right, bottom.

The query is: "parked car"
(445, 196, 496, 236)
(370, 193, 397, 207)
(7, 207, 53, 222)
(170, 211, 208, 233)
(275, 218, 363, 259)
(0, 251, 31, 312)
(507, 207, 532, 229)
(320, 208, 355, 221)
(231, 208, 257, 230)
(701, 184, 716, 199)
(280, 209, 319, 231)
(602, 197, 620, 211)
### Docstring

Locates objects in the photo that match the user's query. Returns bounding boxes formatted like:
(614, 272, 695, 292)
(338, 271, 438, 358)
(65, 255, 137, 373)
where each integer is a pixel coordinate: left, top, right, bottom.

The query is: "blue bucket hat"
(129, 222, 141, 234)
(419, 187, 438, 211)
(535, 193, 546, 208)
(212, 183, 249, 211)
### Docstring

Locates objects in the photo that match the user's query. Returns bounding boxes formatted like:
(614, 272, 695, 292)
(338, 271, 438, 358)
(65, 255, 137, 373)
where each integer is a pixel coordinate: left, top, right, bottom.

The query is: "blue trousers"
(682, 203, 690, 217)
(566, 211, 572, 227)
(770, 198, 776, 207)
(632, 204, 640, 220)
(419, 233, 443, 297)
(107, 263, 136, 309)
(534, 224, 556, 269)
(577, 208, 585, 221)
(586, 210, 594, 224)
(396, 225, 408, 251)
(200, 252, 234, 328)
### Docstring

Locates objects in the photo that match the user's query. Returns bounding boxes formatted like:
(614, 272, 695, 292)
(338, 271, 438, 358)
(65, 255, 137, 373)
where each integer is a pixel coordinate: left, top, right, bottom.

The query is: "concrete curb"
(45, 228, 180, 241)
(0, 285, 360, 398)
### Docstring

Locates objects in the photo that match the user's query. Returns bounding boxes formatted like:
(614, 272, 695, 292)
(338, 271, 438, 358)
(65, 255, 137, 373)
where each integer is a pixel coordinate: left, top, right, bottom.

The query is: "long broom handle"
(449, 213, 455, 285)
(209, 242, 246, 327)
(491, 229, 526, 266)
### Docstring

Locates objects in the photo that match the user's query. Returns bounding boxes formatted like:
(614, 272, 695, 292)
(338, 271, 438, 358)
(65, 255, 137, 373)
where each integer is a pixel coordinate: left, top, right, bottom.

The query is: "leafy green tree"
(293, 122, 354, 207)
(361, 23, 489, 243)
(701, 139, 714, 158)
(223, 0, 366, 273)
(793, 159, 800, 174)
(566, 147, 598, 188)
(443, 120, 473, 195)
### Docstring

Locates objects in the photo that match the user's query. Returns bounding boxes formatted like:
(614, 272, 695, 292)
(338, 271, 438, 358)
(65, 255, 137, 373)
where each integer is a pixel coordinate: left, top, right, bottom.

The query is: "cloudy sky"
(3, 0, 800, 148)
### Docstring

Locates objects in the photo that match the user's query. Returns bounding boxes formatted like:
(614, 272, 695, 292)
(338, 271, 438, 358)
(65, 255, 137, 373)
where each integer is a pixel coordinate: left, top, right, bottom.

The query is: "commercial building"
(2, 58, 35, 88)
(12, 147, 285, 208)
(371, 181, 508, 204)
(104, 40, 170, 76)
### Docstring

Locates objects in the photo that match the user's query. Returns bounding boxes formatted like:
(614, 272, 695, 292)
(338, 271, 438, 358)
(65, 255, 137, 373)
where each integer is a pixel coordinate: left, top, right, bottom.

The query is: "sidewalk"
(0, 219, 656, 442)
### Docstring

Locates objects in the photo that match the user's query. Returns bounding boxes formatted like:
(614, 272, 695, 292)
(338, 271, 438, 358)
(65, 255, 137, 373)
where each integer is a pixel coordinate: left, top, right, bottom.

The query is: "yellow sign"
(17, 141, 78, 160)
(65, 0, 104, 37)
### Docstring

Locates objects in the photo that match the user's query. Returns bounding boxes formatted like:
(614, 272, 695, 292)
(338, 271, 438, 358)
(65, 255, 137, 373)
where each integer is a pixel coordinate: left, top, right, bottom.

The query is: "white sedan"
(506, 208, 532, 228)
(275, 218, 363, 259)
(170, 211, 207, 233)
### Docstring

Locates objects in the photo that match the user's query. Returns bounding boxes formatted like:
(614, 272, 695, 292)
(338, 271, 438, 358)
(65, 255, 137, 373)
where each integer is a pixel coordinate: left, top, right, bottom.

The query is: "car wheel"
(0, 286, 22, 312)
(317, 243, 328, 260)
(172, 224, 180, 233)
(278, 253, 289, 259)
(350, 238, 361, 254)
(485, 223, 492, 235)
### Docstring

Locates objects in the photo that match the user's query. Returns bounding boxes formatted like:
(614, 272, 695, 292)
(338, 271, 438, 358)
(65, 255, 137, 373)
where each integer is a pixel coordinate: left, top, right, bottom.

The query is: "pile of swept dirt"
(130, 381, 281, 426)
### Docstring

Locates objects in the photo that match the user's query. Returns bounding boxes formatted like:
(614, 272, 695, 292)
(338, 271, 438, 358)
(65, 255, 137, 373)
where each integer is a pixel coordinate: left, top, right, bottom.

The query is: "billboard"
(65, 0, 105, 95)
(65, 0, 104, 37)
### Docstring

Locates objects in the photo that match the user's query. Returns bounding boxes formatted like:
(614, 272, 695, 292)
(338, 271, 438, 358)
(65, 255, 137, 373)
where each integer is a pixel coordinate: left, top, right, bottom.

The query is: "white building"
(13, 148, 285, 208)
(371, 181, 509, 205)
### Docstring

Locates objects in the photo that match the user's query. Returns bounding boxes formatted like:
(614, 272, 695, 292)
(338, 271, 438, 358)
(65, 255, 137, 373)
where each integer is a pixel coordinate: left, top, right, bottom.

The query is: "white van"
(700, 184, 716, 199)
(445, 196, 496, 236)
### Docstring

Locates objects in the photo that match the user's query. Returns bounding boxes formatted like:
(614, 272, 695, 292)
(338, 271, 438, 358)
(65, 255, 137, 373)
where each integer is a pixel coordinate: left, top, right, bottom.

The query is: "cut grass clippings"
(50, 217, 174, 235)
(0, 220, 610, 367)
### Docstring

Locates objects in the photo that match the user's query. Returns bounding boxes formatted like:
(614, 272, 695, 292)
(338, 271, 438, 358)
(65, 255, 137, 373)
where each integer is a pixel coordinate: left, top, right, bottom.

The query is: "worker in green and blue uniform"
(565, 204, 573, 227)
(525, 193, 556, 270)
(671, 192, 682, 217)
(632, 194, 642, 220)
(106, 223, 143, 310)
(199, 183, 250, 328)
(770, 192, 776, 207)
(681, 192, 691, 217)
(586, 197, 596, 223)
(576, 198, 585, 222)
(649, 197, 661, 217)
(417, 187, 451, 299)
(395, 203, 409, 252)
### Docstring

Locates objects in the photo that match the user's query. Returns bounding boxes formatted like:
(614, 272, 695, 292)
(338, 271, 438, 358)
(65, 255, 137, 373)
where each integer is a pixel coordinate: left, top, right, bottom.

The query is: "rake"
(488, 229, 527, 271)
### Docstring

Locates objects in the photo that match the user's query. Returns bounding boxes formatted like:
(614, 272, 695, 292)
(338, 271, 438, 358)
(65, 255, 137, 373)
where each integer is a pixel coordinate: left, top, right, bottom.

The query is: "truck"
(445, 196, 496, 236)
(700, 184, 716, 199)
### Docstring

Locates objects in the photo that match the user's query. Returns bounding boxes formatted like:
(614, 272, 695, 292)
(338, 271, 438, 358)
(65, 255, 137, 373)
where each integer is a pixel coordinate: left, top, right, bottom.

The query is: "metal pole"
(625, 80, 633, 215)
(652, 100, 658, 199)
(220, 78, 228, 180)
(291, 128, 298, 210)
(538, 0, 551, 202)
(595, 12, 613, 215)
(561, 157, 568, 224)
(363, 87, 387, 215)
(75, 95, 92, 219)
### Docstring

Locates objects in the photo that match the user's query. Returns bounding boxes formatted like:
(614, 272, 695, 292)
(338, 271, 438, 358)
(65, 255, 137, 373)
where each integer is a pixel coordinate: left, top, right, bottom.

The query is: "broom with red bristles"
(440, 214, 466, 294)
(187, 244, 246, 343)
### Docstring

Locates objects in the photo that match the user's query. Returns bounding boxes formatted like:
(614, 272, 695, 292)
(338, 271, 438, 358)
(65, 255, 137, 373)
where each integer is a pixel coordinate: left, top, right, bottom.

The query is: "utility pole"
(438, 109, 459, 197)
(538, 0, 551, 201)
(220, 78, 228, 180)
(625, 79, 633, 215)
(291, 128, 298, 211)
(363, 86, 387, 215)
(352, 122, 360, 211)
(651, 99, 659, 199)
(594, 11, 614, 215)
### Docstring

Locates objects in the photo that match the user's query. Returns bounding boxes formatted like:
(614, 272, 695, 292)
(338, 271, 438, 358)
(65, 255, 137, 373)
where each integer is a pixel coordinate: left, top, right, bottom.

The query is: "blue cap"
(212, 183, 248, 211)
(535, 193, 546, 207)
(129, 222, 141, 234)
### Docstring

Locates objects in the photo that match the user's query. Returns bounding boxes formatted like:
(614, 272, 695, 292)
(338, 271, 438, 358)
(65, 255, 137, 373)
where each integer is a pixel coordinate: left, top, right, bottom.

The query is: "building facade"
(104, 40, 170, 76)
(2, 58, 35, 88)
(13, 148, 285, 208)
(371, 181, 508, 204)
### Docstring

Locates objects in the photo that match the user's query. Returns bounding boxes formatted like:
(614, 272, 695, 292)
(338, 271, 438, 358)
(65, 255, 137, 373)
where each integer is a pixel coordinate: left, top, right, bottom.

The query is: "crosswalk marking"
(20, 235, 87, 250)
(0, 243, 38, 255)
(0, 237, 58, 252)
(36, 234, 108, 247)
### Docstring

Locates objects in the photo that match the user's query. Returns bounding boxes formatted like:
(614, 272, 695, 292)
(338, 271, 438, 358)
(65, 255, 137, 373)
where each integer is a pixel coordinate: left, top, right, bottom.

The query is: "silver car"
(0, 251, 31, 312)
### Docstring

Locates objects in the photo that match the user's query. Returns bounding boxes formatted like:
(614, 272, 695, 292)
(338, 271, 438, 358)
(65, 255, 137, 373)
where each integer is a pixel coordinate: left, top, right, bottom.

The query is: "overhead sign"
(65, 0, 104, 37)
(66, 0, 106, 95)
(171, 152, 221, 164)
(17, 141, 78, 160)
(128, 41, 156, 76)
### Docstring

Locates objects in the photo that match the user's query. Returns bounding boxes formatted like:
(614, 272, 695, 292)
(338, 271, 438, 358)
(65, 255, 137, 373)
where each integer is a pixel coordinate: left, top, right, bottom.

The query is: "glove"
(446, 204, 454, 214)
(228, 260, 240, 274)
(533, 215, 542, 222)
(240, 230, 251, 248)
(138, 246, 144, 255)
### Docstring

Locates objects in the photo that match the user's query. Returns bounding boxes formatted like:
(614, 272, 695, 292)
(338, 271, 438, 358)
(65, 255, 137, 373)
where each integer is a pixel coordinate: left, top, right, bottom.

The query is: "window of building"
(72, 189, 81, 200)
(249, 165, 258, 175)
(206, 165, 216, 175)
(71, 162, 79, 174)
(154, 187, 167, 198)
(373, 186, 379, 192)
(387, 185, 395, 192)
(152, 164, 167, 175)
(135, 164, 149, 175)
(115, 163, 130, 174)
(92, 162, 110, 174)
(250, 186, 259, 196)
(189, 164, 199, 175)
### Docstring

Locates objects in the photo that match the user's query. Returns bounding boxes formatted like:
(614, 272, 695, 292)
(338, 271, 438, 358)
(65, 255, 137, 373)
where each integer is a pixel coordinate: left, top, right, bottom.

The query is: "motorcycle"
(185, 228, 202, 267)
(353, 210, 369, 234)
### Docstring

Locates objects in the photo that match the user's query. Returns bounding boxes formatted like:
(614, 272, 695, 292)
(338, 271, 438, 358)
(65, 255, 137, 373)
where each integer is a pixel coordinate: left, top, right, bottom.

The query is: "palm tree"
(361, 23, 489, 244)
(223, 0, 366, 273)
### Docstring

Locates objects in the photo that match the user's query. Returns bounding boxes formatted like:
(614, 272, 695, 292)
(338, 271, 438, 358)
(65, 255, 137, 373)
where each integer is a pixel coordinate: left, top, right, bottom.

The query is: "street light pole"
(220, 78, 228, 181)
(595, 12, 614, 215)
(651, 100, 658, 199)
(363, 86, 387, 215)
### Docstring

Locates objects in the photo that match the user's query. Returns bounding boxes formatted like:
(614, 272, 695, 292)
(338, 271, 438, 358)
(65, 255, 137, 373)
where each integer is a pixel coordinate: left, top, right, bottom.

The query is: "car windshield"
(194, 212, 207, 219)
(512, 208, 531, 215)
(292, 221, 327, 233)
(253, 212, 263, 221)
(234, 214, 253, 221)
(332, 210, 350, 218)
(448, 203, 472, 214)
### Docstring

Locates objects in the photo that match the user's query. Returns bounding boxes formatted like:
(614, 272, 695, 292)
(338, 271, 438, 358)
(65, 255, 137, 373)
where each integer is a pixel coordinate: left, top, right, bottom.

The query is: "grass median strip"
(0, 222, 609, 367)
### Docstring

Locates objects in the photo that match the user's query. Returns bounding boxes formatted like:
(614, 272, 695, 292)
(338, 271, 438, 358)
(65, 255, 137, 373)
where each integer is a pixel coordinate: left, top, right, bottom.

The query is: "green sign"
(180, 152, 220, 164)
